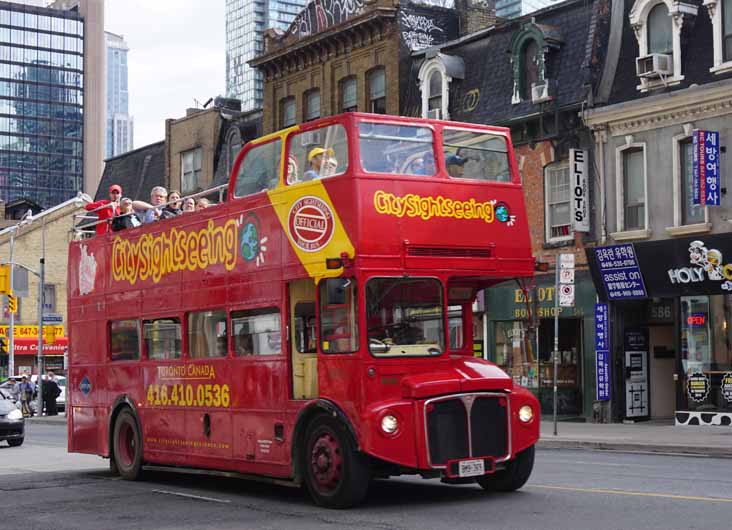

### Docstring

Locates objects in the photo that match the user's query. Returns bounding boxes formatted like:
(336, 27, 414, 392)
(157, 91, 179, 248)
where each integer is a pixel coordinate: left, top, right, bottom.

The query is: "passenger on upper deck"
(195, 198, 211, 211)
(182, 197, 196, 212)
(132, 186, 169, 223)
(84, 184, 122, 235)
(112, 198, 142, 232)
(446, 154, 468, 178)
(163, 190, 183, 217)
(303, 147, 337, 181)
(414, 153, 436, 176)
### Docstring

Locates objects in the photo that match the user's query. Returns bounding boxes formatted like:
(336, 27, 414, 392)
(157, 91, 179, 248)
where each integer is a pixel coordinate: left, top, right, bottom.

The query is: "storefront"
(484, 271, 597, 418)
(588, 235, 732, 426)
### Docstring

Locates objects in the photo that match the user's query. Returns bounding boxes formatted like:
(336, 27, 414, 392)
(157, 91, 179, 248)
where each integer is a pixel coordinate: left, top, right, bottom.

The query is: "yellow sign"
(111, 219, 239, 285)
(373, 190, 496, 224)
(7, 295, 17, 314)
(44, 325, 56, 345)
(0, 264, 9, 295)
(0, 325, 65, 338)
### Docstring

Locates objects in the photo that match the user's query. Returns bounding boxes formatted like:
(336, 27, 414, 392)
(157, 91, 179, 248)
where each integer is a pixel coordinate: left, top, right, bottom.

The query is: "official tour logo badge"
(288, 196, 334, 252)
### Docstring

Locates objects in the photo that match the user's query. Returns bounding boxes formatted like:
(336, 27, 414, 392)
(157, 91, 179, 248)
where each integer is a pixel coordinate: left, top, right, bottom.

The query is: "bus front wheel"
(113, 409, 144, 480)
(302, 415, 369, 508)
(477, 445, 534, 492)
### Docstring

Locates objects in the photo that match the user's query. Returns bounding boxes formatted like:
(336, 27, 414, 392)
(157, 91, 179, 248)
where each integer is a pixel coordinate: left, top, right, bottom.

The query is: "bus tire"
(302, 415, 369, 508)
(112, 409, 144, 481)
(476, 445, 534, 492)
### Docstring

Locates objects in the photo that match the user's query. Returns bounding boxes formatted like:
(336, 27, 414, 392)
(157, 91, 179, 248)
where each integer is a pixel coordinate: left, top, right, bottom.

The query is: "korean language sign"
(594, 244, 647, 300)
(693, 129, 720, 206)
(595, 303, 610, 401)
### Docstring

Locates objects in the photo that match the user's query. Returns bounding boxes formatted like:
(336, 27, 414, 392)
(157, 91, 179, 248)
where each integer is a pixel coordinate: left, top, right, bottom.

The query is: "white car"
(0, 374, 65, 412)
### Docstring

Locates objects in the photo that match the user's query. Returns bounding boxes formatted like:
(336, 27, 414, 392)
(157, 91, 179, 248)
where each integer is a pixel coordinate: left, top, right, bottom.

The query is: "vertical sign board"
(558, 253, 575, 307)
(594, 244, 647, 300)
(570, 149, 590, 232)
(692, 130, 721, 206)
(595, 303, 610, 401)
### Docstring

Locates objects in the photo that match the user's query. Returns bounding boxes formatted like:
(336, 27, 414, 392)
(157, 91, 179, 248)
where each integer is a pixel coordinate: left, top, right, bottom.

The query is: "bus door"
(289, 280, 318, 399)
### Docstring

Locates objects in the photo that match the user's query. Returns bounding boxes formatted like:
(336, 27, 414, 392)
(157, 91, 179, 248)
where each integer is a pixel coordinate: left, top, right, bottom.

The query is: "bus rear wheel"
(476, 445, 534, 492)
(303, 415, 369, 508)
(113, 409, 144, 480)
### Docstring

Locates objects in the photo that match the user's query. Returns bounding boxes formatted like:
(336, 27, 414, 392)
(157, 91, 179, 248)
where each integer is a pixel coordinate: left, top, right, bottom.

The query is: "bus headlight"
(518, 405, 534, 423)
(380, 414, 399, 434)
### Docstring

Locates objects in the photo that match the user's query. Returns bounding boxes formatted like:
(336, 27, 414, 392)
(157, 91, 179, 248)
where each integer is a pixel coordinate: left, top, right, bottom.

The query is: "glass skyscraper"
(0, 1, 84, 207)
(226, 0, 306, 112)
(105, 31, 132, 159)
(496, 0, 560, 19)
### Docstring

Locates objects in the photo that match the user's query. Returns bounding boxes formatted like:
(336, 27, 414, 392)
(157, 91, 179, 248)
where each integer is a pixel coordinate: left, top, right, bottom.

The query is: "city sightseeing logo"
(287, 196, 335, 252)
(667, 240, 732, 291)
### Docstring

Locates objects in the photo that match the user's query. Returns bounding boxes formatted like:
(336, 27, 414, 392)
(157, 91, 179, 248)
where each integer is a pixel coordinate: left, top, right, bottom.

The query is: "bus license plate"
(458, 459, 485, 477)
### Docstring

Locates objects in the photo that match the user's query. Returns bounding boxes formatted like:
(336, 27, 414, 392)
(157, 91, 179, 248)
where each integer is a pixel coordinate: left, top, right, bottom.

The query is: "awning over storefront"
(12, 337, 68, 355)
(587, 233, 732, 300)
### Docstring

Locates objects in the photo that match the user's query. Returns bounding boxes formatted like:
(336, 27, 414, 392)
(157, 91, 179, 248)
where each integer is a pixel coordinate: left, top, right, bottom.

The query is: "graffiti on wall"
(400, 12, 445, 50)
(409, 0, 455, 6)
(290, 0, 366, 38)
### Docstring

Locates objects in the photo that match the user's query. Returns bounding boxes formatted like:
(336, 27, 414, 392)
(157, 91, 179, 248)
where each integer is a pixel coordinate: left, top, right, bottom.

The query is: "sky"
(105, 0, 226, 149)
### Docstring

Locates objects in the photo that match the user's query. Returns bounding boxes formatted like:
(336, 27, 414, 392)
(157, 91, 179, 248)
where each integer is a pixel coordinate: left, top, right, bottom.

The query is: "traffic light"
(7, 295, 17, 314)
(0, 264, 9, 295)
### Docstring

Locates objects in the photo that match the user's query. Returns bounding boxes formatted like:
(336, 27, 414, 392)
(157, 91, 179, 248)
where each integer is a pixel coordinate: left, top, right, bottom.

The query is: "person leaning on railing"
(112, 197, 142, 232)
(84, 184, 122, 235)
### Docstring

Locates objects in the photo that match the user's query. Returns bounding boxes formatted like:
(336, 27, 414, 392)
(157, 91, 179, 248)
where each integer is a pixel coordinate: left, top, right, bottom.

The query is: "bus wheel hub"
(311, 434, 342, 487)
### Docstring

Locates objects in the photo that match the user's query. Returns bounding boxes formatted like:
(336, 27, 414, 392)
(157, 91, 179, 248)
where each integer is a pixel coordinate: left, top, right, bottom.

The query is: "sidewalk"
(538, 419, 732, 458)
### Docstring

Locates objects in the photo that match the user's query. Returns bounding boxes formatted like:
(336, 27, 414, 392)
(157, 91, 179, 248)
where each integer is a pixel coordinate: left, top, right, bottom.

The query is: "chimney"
(454, 0, 497, 36)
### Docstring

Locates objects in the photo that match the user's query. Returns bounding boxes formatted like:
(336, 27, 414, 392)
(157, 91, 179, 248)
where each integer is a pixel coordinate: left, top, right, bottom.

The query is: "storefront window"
(495, 321, 536, 387)
(680, 295, 732, 412)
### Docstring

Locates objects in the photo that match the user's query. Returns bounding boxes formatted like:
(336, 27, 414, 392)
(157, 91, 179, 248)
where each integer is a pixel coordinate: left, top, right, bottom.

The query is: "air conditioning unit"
(427, 108, 442, 120)
(636, 53, 673, 78)
(531, 79, 555, 104)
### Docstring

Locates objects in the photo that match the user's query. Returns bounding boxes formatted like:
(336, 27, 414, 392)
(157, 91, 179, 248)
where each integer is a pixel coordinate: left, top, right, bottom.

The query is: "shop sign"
(0, 324, 65, 338)
(692, 130, 720, 206)
(570, 149, 590, 232)
(721, 372, 732, 403)
(594, 244, 647, 300)
(594, 303, 610, 401)
(687, 371, 710, 402)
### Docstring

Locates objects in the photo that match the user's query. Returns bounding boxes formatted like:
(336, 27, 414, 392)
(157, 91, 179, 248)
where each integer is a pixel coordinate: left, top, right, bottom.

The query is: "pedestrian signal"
(7, 295, 17, 314)
(0, 264, 9, 295)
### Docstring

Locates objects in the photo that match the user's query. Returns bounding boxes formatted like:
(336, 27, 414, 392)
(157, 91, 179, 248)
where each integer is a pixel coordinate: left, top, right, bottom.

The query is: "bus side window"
(319, 278, 358, 354)
(188, 310, 228, 358)
(294, 302, 316, 353)
(110, 320, 140, 361)
(234, 139, 282, 197)
(232, 308, 281, 356)
(143, 318, 182, 361)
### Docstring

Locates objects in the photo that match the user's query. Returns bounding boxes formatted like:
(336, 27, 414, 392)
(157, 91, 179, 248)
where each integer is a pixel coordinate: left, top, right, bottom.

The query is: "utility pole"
(35, 217, 46, 417)
(8, 230, 14, 377)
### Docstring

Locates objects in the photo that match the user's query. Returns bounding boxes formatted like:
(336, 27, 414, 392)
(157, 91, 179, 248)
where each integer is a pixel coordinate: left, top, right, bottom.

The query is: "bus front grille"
(425, 394, 510, 467)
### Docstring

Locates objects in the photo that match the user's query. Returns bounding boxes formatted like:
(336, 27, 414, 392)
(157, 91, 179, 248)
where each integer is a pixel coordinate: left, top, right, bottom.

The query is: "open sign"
(687, 313, 706, 326)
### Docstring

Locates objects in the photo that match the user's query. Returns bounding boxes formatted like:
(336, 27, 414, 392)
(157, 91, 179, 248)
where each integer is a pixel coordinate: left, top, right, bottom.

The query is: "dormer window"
(630, 0, 698, 91)
(418, 58, 449, 119)
(520, 39, 540, 101)
(510, 23, 561, 105)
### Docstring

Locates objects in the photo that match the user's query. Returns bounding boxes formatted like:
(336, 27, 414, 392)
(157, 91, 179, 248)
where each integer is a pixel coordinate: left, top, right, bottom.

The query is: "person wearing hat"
(303, 147, 337, 181)
(84, 184, 122, 235)
(446, 154, 468, 178)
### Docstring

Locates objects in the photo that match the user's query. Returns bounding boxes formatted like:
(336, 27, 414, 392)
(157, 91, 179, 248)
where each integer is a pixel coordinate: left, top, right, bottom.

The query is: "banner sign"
(594, 244, 647, 300)
(692, 130, 720, 206)
(595, 303, 610, 401)
(570, 149, 590, 232)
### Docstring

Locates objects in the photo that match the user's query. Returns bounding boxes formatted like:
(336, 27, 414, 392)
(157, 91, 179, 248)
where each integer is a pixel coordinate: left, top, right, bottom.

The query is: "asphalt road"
(1, 422, 730, 530)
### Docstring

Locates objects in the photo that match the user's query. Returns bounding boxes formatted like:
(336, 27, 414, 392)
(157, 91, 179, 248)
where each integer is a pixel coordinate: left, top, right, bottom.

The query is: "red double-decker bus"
(67, 113, 539, 508)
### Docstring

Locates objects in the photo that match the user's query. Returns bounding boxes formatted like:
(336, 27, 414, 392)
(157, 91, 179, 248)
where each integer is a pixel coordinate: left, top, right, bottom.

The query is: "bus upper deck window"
(443, 129, 511, 182)
(235, 139, 282, 197)
(287, 124, 349, 184)
(358, 122, 435, 175)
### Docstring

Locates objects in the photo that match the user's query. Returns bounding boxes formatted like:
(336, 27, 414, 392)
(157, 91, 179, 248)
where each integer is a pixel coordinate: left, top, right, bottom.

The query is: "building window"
(304, 90, 320, 122)
(418, 58, 453, 119)
(704, 0, 732, 72)
(544, 163, 573, 241)
(629, 0, 698, 89)
(367, 67, 386, 114)
(181, 147, 202, 195)
(622, 147, 646, 231)
(340, 77, 357, 112)
(679, 138, 705, 225)
(280, 97, 296, 128)
(647, 3, 672, 53)
(520, 39, 540, 101)
(226, 128, 242, 174)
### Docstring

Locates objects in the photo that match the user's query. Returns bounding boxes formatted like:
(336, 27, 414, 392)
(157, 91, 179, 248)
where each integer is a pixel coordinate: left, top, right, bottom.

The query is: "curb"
(537, 439, 732, 458)
(26, 415, 67, 425)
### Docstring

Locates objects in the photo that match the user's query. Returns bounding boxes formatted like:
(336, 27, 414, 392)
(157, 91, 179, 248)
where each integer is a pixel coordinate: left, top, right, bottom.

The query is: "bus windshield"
(366, 278, 444, 357)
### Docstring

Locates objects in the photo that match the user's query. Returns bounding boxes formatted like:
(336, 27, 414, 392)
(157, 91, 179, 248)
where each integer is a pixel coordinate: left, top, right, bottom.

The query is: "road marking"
(529, 484, 732, 503)
(152, 489, 231, 504)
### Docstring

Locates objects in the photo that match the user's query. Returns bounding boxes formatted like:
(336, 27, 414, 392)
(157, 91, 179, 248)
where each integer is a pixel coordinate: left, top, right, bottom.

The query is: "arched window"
(418, 58, 451, 119)
(520, 39, 540, 100)
(280, 97, 296, 128)
(304, 89, 320, 122)
(340, 77, 357, 112)
(428, 70, 442, 113)
(367, 67, 386, 114)
(226, 127, 242, 174)
(647, 3, 672, 54)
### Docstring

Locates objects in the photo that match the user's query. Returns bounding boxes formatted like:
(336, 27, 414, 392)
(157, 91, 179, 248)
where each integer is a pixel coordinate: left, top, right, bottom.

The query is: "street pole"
(35, 217, 45, 417)
(8, 229, 14, 377)
(553, 263, 559, 436)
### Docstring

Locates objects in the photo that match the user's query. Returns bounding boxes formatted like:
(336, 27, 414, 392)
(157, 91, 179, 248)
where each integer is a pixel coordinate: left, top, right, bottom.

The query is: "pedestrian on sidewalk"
(42, 373, 61, 416)
(18, 375, 34, 418)
(5, 378, 20, 403)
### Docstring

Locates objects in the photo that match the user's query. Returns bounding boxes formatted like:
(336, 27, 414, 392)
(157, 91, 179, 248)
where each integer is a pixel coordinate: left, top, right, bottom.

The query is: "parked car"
(0, 388, 25, 446)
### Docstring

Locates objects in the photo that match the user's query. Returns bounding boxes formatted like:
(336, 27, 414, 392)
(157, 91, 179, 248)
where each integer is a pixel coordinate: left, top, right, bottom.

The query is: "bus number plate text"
(458, 459, 485, 477)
